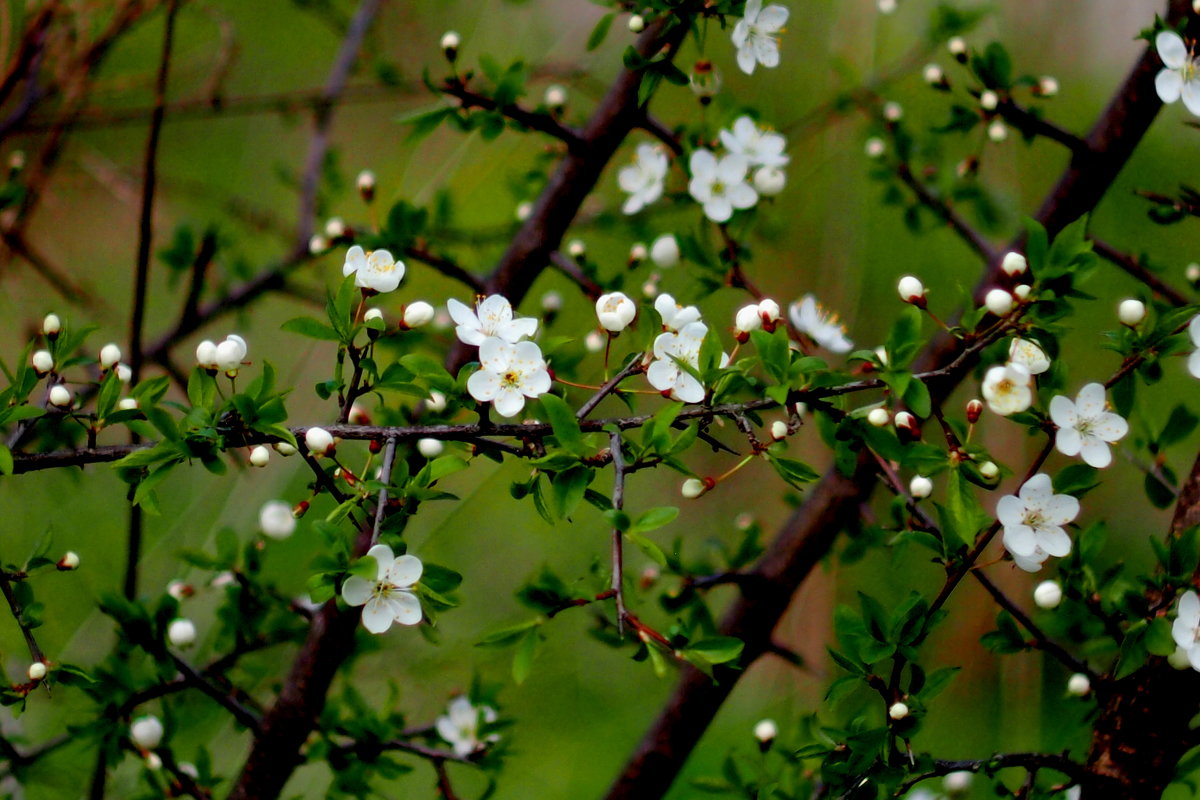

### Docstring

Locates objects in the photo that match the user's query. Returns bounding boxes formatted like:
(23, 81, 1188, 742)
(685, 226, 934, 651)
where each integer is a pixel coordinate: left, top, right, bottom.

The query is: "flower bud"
(116, 364, 132, 383)
(758, 298, 781, 326)
(628, 13, 645, 32)
(32, 350, 53, 374)
(923, 63, 947, 89)
(735, 304, 762, 337)
(515, 201, 533, 221)
(99, 343, 122, 370)
(356, 170, 376, 203)
(1187, 263, 1200, 285)
(596, 292, 637, 333)
(1013, 284, 1032, 301)
(883, 101, 902, 122)
(273, 441, 297, 456)
(650, 234, 680, 268)
(987, 119, 1008, 142)
(249, 445, 270, 467)
(894, 411, 918, 434)
(195, 340, 218, 368)
(42, 313, 61, 337)
(179, 762, 200, 780)
(308, 234, 330, 255)
(1000, 251, 1027, 276)
(567, 239, 586, 259)
(681, 478, 707, 499)
(324, 217, 346, 239)
(1066, 673, 1090, 696)
(167, 618, 197, 648)
(864, 137, 885, 159)
(979, 460, 999, 479)
(259, 500, 297, 539)
(27, 662, 46, 682)
(118, 398, 139, 411)
(166, 580, 193, 600)
(943, 771, 973, 796)
(897, 275, 926, 305)
(966, 398, 983, 423)
(1118, 298, 1146, 326)
(403, 301, 436, 329)
(49, 385, 71, 408)
(909, 475, 933, 498)
(983, 288, 1014, 316)
(877, 0, 896, 13)
(418, 438, 445, 458)
(867, 407, 891, 427)
(145, 752, 163, 770)
(770, 420, 788, 440)
(544, 84, 567, 111)
(440, 31, 460, 62)
(585, 330, 605, 352)
(979, 89, 998, 110)
(215, 337, 246, 374)
(1036, 76, 1059, 97)
(948, 36, 967, 62)
(348, 403, 370, 425)
(753, 166, 786, 196)
(629, 242, 648, 264)
(888, 701, 909, 720)
(754, 719, 777, 750)
(689, 59, 721, 101)
(364, 308, 384, 326)
(541, 290, 563, 314)
(427, 391, 448, 412)
(1033, 580, 1062, 609)
(642, 277, 659, 298)
(57, 551, 79, 570)
(305, 426, 334, 456)
(130, 715, 164, 750)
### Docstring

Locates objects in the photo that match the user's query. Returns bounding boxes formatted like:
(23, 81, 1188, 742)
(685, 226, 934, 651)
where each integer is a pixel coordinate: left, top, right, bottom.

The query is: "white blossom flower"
(996, 473, 1079, 563)
(115, 363, 131, 383)
(618, 143, 669, 214)
(688, 149, 757, 223)
(544, 84, 567, 110)
(130, 715, 164, 749)
(215, 334, 248, 374)
(1190, 315, 1200, 379)
(343, 245, 404, 294)
(1049, 383, 1128, 468)
(403, 301, 436, 329)
(447, 295, 537, 346)
(719, 116, 790, 169)
(650, 234, 680, 267)
(167, 618, 196, 648)
(596, 292, 637, 332)
(1037, 76, 1059, 97)
(753, 719, 777, 744)
(1008, 338, 1050, 375)
(1172, 590, 1200, 671)
(647, 322, 708, 403)
(341, 544, 423, 634)
(1012, 545, 1050, 573)
(981, 363, 1032, 416)
(259, 500, 297, 540)
(654, 293, 702, 332)
(788, 294, 854, 353)
(467, 339, 551, 418)
(1155, 31, 1200, 115)
(436, 695, 499, 757)
(732, 0, 789, 75)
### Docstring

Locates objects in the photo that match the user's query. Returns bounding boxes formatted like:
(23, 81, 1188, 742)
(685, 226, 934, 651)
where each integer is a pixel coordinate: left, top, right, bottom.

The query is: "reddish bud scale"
(369, 439, 382, 454)
(293, 500, 310, 518)
(762, 317, 777, 333)
(735, 330, 750, 344)
(966, 400, 983, 424)
(702, 476, 716, 490)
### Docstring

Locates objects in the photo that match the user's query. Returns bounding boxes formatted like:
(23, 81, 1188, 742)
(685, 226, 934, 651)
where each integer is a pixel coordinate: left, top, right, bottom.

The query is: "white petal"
(366, 544, 395, 579)
(512, 340, 545, 365)
(343, 245, 365, 277)
(467, 369, 502, 402)
(743, 0, 762, 21)
(689, 149, 718, 180)
(646, 358, 677, 392)
(672, 372, 705, 404)
(502, 317, 539, 342)
(1036, 525, 1071, 558)
(1188, 645, 1200, 673)
(1158, 31, 1188, 70)
(446, 298, 476, 327)
(736, 44, 757, 75)
(1020, 473, 1053, 503)
(477, 294, 513, 326)
(727, 182, 759, 210)
(340, 576, 373, 607)
(1181, 591, 1200, 625)
(388, 554, 423, 587)
(1182, 80, 1200, 116)
(756, 4, 789, 30)
(1174, 616, 1196, 649)
(1011, 551, 1046, 572)
(704, 197, 734, 223)
(1075, 383, 1107, 419)
(731, 20, 749, 49)
(1157, 68, 1184, 104)
(1002, 525, 1037, 558)
(521, 368, 552, 398)
(390, 591, 423, 625)
(1190, 315, 1200, 348)
(479, 338, 512, 372)
(1092, 412, 1129, 443)
(436, 716, 461, 746)
(1079, 437, 1113, 469)
(753, 37, 780, 69)
(716, 154, 750, 185)
(1190, 348, 1200, 379)
(1048, 395, 1078, 429)
(1043, 494, 1080, 527)
(1055, 426, 1083, 458)
(361, 597, 396, 634)
(995, 495, 1025, 527)
(493, 387, 526, 418)
(618, 164, 643, 193)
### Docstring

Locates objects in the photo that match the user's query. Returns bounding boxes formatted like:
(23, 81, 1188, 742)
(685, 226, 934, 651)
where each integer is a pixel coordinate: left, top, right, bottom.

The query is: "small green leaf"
(512, 628, 539, 684)
(586, 12, 615, 51)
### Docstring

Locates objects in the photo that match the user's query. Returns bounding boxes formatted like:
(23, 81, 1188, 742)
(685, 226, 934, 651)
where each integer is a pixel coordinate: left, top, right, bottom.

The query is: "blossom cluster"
(450, 295, 550, 418)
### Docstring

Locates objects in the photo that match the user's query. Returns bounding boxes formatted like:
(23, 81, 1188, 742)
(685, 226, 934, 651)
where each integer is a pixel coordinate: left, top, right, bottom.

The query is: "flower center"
(502, 370, 521, 388)
(711, 180, 727, 195)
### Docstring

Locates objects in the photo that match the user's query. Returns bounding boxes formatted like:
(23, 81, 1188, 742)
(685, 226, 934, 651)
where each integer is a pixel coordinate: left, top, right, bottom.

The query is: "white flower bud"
(585, 330, 606, 352)
(681, 478, 707, 499)
(894, 411, 917, 432)
(364, 308, 384, 325)
(567, 239, 586, 259)
(888, 702, 909, 720)
(642, 278, 659, 299)
(324, 217, 346, 239)
(544, 84, 567, 109)
(984, 288, 1014, 316)
(753, 166, 786, 196)
(948, 36, 967, 59)
(356, 170, 376, 199)
(99, 343, 122, 369)
(897, 275, 925, 304)
(403, 301, 436, 329)
(979, 90, 998, 110)
(417, 438, 445, 458)
(42, 314, 61, 336)
(771, 420, 788, 440)
(273, 441, 297, 456)
(987, 119, 1008, 142)
(179, 762, 199, 779)
(874, 347, 889, 367)
(27, 662, 46, 681)
(249, 445, 270, 467)
(923, 63, 944, 86)
(1187, 263, 1200, 284)
(118, 398, 139, 411)
(909, 475, 933, 498)
(759, 299, 780, 323)
(195, 340, 218, 368)
(877, 0, 896, 13)
(427, 391, 448, 411)
(754, 718, 778, 745)
(541, 290, 563, 313)
(735, 304, 763, 334)
(1037, 76, 1059, 97)
(259, 500, 297, 540)
(628, 13, 645, 32)
(308, 234, 330, 255)
(115, 363, 132, 383)
(629, 242, 648, 263)
(215, 339, 245, 374)
(32, 350, 53, 374)
(440, 30, 460, 55)
(166, 580, 192, 600)
(167, 618, 197, 648)
(49, 385, 71, 408)
(145, 752, 163, 770)
(58, 551, 80, 570)
(1034, 580, 1063, 609)
(305, 426, 334, 456)
(650, 234, 680, 268)
(596, 292, 637, 332)
(867, 407, 891, 427)
(979, 460, 999, 479)
(515, 201, 533, 221)
(1118, 298, 1146, 326)
(883, 101, 902, 121)
(1000, 251, 1028, 276)
(1066, 673, 1090, 696)
(864, 137, 885, 159)
(943, 770, 973, 796)
(130, 715, 164, 750)
(1013, 284, 1032, 301)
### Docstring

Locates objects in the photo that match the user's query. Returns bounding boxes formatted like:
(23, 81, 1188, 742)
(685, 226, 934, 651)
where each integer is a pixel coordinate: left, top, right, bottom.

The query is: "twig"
(894, 162, 998, 264)
(895, 752, 1102, 796)
(1092, 238, 1190, 307)
(549, 250, 603, 299)
(170, 654, 261, 732)
(996, 99, 1090, 158)
(404, 245, 484, 294)
(611, 430, 627, 635)
(0, 569, 44, 665)
(575, 356, 645, 420)
(371, 437, 397, 546)
(440, 80, 587, 154)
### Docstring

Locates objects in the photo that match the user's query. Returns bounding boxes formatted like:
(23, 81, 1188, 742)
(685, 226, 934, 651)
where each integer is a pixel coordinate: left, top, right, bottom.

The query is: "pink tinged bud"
(27, 662, 46, 681)
(585, 330, 606, 352)
(49, 385, 71, 408)
(356, 170, 376, 202)
(309, 234, 330, 255)
(894, 411, 917, 431)
(58, 551, 80, 570)
(305, 426, 334, 456)
(948, 36, 967, 61)
(324, 217, 346, 239)
(440, 30, 460, 60)
(1000, 251, 1027, 276)
(99, 343, 122, 369)
(348, 403, 370, 425)
(544, 85, 567, 109)
(966, 399, 983, 423)
(249, 445, 270, 467)
(42, 314, 61, 336)
(983, 288, 1014, 316)
(404, 301, 436, 328)
(629, 242, 648, 263)
(166, 580, 193, 600)
(567, 239, 586, 259)
(31, 350, 53, 374)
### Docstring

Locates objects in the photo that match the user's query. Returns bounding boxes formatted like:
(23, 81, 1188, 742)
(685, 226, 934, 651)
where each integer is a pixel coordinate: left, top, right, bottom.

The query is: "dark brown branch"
(170, 654, 261, 732)
(0, 570, 44, 666)
(549, 250, 603, 300)
(1092, 237, 1191, 307)
(996, 99, 1090, 158)
(611, 430, 627, 634)
(895, 162, 998, 264)
(404, 245, 484, 294)
(439, 81, 586, 154)
(897, 752, 1104, 796)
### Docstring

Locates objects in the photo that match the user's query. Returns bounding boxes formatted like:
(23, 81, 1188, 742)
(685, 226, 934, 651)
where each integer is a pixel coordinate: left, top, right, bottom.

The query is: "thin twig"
(611, 430, 627, 635)
(1092, 237, 1190, 307)
(371, 437, 397, 546)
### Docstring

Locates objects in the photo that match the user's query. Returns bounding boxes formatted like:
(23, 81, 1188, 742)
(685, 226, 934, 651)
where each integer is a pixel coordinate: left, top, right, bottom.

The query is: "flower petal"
(520, 368, 551, 398)
(388, 554, 423, 587)
(1183, 80, 1200, 116)
(1075, 383, 1107, 419)
(717, 154, 750, 185)
(689, 149, 718, 179)
(1048, 395, 1078, 429)
(1043, 494, 1080, 527)
(1158, 31, 1188, 70)
(672, 372, 705, 404)
(340, 576, 373, 607)
(366, 544, 395, 579)
(1157, 68, 1184, 104)
(1002, 524, 1037, 558)
(727, 182, 759, 210)
(361, 596, 396, 634)
(467, 369, 501, 402)
(704, 196, 734, 223)
(1091, 412, 1129, 443)
(995, 495, 1025, 527)
(1079, 437, 1112, 469)
(1190, 315, 1200, 348)
(343, 245, 365, 277)
(1055, 426, 1082, 458)
(1036, 525, 1071, 558)
(1190, 348, 1200, 380)
(1188, 644, 1200, 673)
(1181, 590, 1200, 625)
(1019, 473, 1053, 503)
(1174, 616, 1196, 649)
(753, 37, 780, 69)
(478, 338, 512, 372)
(756, 4, 789, 30)
(736, 43, 757, 75)
(391, 591, 423, 626)
(646, 358, 677, 392)
(493, 387, 526, 418)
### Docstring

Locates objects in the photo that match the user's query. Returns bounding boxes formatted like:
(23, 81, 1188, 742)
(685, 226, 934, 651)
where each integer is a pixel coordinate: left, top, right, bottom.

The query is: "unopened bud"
(427, 391, 448, 411)
(1013, 284, 1032, 301)
(628, 13, 645, 33)
(948, 36, 967, 62)
(356, 170, 376, 203)
(32, 350, 53, 374)
(897, 275, 926, 306)
(984, 288, 1014, 316)
(27, 662, 46, 682)
(979, 460, 999, 479)
(273, 441, 297, 456)
(130, 715, 165, 750)
(541, 290, 563, 314)
(1034, 580, 1062, 609)
(754, 719, 778, 750)
(324, 217, 346, 240)
(99, 343, 122, 370)
(249, 445, 270, 467)
(894, 411, 918, 433)
(979, 89, 998, 110)
(1066, 673, 1090, 696)
(770, 420, 788, 440)
(42, 313, 61, 337)
(118, 398, 139, 411)
(167, 618, 197, 648)
(966, 399, 983, 423)
(650, 234, 680, 268)
(293, 500, 310, 518)
(440, 31, 460, 62)
(305, 427, 335, 456)
(1001, 251, 1028, 276)
(403, 301, 436, 329)
(567, 239, 586, 259)
(515, 201, 533, 221)
(195, 340, 218, 368)
(585, 330, 606, 353)
(1118, 298, 1146, 326)
(418, 438, 445, 458)
(682, 478, 707, 499)
(888, 702, 909, 720)
(1187, 263, 1200, 285)
(57, 551, 79, 570)
(1036, 76, 1059, 97)
(867, 407, 891, 427)
(909, 475, 933, 498)
(115, 363, 131, 383)
(883, 101, 903, 122)
(629, 242, 648, 264)
(544, 85, 567, 111)
(49, 385, 71, 408)
(166, 580, 193, 600)
(865, 137, 886, 159)
(364, 308, 384, 326)
(309, 234, 330, 255)
(943, 771, 973, 796)
(987, 119, 1008, 142)
(923, 63, 947, 89)
(348, 403, 370, 425)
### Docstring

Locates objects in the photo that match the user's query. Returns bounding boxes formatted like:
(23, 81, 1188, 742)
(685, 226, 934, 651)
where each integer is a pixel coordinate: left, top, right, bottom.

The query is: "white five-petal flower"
(618, 143, 669, 214)
(467, 339, 551, 418)
(731, 0, 789, 75)
(646, 321, 708, 403)
(1049, 383, 1129, 468)
(719, 116, 790, 169)
(447, 295, 538, 347)
(343, 245, 405, 294)
(688, 149, 758, 223)
(1008, 338, 1051, 375)
(981, 363, 1033, 416)
(996, 473, 1079, 565)
(1155, 31, 1200, 116)
(1172, 590, 1200, 671)
(436, 696, 500, 758)
(341, 545, 423, 634)
(788, 294, 854, 353)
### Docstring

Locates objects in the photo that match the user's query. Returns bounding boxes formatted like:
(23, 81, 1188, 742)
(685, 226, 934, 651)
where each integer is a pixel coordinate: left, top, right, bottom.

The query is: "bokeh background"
(0, 0, 1198, 797)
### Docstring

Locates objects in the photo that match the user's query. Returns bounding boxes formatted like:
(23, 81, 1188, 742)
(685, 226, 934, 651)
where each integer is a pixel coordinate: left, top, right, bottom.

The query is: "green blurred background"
(1, 0, 1198, 797)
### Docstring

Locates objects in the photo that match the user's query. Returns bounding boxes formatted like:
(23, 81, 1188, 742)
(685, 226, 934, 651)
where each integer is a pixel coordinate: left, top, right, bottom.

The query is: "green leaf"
(540, 394, 586, 455)
(626, 531, 668, 567)
(1147, 616, 1177, 657)
(586, 12, 615, 51)
(477, 619, 541, 648)
(0, 443, 11, 476)
(628, 506, 678, 535)
(551, 466, 591, 519)
(282, 316, 343, 343)
(1115, 623, 1148, 679)
(512, 628, 539, 684)
(767, 454, 820, 488)
(684, 636, 744, 665)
